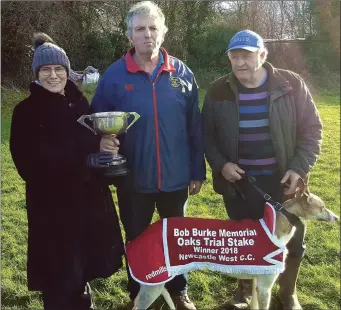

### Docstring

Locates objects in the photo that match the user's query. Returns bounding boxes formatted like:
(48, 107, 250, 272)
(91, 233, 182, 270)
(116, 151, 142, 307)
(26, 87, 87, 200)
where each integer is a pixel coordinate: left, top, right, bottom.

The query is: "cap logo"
(232, 37, 251, 43)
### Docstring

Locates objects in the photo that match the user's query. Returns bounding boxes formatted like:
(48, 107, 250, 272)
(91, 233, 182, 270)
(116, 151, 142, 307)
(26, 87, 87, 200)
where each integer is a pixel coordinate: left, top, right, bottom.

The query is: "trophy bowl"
(77, 111, 140, 177)
(77, 111, 140, 136)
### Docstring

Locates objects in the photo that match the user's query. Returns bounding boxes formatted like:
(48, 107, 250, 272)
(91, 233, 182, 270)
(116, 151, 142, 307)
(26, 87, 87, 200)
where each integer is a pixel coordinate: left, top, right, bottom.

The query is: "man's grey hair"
(126, 1, 168, 37)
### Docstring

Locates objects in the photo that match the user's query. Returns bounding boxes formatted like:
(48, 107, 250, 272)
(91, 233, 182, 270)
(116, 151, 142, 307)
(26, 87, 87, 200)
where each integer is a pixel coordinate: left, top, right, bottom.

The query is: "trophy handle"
(77, 115, 97, 135)
(125, 112, 140, 132)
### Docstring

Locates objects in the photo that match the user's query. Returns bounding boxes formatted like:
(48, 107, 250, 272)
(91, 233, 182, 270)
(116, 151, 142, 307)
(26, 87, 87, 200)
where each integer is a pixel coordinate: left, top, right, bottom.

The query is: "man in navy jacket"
(91, 1, 206, 309)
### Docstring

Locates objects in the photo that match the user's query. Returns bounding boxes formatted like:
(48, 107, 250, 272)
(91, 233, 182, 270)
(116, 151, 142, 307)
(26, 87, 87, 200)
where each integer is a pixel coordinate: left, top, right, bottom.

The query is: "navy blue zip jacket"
(91, 48, 206, 193)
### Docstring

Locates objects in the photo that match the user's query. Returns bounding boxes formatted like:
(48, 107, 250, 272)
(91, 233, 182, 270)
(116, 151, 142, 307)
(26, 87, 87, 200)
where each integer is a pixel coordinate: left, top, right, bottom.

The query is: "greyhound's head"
(285, 178, 338, 222)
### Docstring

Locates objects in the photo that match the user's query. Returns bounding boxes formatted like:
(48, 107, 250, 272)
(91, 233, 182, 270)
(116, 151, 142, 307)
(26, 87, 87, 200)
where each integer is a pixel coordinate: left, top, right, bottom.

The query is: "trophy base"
(103, 156, 129, 177)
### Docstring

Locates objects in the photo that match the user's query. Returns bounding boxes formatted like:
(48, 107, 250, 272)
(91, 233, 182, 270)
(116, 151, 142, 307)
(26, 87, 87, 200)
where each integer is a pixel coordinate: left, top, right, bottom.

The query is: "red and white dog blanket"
(126, 202, 285, 285)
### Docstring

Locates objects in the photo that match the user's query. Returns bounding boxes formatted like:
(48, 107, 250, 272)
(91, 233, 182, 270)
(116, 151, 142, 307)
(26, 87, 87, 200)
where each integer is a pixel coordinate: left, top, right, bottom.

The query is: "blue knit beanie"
(32, 33, 70, 79)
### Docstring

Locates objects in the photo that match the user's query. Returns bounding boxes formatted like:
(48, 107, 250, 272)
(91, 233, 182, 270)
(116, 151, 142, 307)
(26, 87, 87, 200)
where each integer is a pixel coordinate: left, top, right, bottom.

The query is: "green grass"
(1, 87, 340, 310)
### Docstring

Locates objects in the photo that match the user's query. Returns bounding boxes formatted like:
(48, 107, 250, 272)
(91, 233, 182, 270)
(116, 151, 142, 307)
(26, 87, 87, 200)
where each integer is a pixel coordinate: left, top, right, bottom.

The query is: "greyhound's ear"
(296, 178, 306, 197)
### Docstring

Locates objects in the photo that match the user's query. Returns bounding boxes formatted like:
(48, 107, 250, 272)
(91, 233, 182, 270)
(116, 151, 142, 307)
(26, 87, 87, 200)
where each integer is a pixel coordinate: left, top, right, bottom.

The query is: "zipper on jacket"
(267, 90, 276, 145)
(149, 74, 162, 190)
(267, 95, 272, 132)
(267, 90, 280, 168)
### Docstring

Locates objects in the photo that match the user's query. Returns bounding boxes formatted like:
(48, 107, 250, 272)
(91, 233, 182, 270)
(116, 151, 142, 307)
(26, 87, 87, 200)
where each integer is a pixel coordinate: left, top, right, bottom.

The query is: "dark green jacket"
(202, 62, 322, 195)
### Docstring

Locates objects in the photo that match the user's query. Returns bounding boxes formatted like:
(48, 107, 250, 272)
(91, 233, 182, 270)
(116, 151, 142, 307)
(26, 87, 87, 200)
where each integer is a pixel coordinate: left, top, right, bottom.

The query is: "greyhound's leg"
(250, 278, 259, 310)
(254, 274, 278, 310)
(133, 284, 165, 310)
(161, 287, 176, 310)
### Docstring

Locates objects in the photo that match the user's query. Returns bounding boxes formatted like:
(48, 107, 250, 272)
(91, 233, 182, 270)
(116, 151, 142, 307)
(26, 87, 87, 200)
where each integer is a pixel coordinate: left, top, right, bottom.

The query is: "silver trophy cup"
(77, 111, 140, 177)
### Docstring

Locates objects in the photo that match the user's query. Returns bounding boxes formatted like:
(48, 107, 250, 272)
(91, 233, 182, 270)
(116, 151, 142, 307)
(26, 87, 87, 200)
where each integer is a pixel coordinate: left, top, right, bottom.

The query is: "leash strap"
(245, 176, 314, 264)
(246, 176, 303, 228)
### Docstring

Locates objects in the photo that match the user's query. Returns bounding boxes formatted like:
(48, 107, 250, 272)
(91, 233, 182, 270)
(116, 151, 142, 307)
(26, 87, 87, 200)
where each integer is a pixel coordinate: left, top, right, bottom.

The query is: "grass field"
(1, 87, 340, 310)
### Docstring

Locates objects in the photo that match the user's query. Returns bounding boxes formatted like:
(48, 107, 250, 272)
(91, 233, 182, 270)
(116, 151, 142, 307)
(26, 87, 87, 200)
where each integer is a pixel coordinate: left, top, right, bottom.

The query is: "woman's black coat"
(10, 81, 124, 291)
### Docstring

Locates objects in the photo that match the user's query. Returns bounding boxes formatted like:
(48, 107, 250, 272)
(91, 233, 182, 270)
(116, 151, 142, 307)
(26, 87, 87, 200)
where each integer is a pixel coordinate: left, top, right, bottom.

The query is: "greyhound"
(133, 182, 338, 310)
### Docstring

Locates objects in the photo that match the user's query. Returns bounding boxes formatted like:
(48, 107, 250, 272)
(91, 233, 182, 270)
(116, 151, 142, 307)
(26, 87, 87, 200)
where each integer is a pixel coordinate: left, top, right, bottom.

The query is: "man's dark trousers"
(117, 185, 189, 301)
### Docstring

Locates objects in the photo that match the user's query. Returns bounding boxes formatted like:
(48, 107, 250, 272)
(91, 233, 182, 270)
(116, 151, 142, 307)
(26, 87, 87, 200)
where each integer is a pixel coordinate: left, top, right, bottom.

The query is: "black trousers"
(42, 282, 94, 310)
(222, 173, 306, 258)
(117, 187, 189, 301)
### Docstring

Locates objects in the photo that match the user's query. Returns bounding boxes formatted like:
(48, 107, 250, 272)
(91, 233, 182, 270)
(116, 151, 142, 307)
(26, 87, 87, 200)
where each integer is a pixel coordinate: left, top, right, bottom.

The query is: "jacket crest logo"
(170, 77, 181, 88)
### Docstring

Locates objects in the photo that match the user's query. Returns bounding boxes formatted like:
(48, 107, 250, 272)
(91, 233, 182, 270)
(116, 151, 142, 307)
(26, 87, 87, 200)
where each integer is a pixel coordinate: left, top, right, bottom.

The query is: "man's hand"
(189, 180, 203, 195)
(100, 134, 120, 154)
(221, 162, 245, 182)
(280, 169, 301, 195)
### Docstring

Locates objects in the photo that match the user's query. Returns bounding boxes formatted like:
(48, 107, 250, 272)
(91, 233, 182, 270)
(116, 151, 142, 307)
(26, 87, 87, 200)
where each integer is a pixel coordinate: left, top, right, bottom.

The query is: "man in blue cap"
(202, 29, 322, 309)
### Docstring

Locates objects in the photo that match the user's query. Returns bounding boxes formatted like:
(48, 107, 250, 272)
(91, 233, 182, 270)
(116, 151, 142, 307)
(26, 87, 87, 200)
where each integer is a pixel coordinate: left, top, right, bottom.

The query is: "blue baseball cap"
(226, 30, 264, 53)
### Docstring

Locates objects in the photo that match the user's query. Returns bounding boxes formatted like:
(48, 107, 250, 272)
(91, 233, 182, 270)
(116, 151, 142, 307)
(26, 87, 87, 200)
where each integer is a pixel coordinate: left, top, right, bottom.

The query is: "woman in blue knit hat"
(9, 33, 124, 310)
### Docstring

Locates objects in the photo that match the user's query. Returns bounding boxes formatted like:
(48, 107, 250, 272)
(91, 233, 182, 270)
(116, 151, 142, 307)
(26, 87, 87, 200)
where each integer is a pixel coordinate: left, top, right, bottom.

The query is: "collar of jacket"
(226, 61, 293, 101)
(125, 47, 176, 74)
(29, 79, 88, 114)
